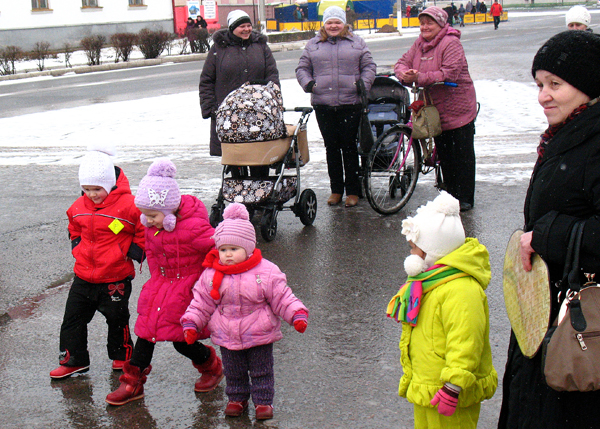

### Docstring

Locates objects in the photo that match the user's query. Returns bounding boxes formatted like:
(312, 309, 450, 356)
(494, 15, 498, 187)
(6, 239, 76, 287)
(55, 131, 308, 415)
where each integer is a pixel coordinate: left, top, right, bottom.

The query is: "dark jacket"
(498, 102, 600, 429)
(199, 29, 280, 156)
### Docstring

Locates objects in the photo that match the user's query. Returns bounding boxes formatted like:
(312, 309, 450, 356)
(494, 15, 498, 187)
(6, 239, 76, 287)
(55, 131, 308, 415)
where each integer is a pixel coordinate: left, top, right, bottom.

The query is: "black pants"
(315, 105, 362, 196)
(434, 120, 476, 206)
(493, 16, 500, 29)
(58, 275, 134, 367)
(129, 337, 211, 370)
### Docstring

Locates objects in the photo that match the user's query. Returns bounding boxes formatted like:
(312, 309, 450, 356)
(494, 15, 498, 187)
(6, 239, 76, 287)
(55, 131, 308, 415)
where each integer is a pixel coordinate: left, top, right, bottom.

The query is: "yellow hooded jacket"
(398, 237, 498, 407)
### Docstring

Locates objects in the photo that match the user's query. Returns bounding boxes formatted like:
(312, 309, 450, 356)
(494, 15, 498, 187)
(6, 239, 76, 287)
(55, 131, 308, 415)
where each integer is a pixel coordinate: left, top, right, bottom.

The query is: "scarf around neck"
(386, 264, 468, 326)
(203, 248, 263, 300)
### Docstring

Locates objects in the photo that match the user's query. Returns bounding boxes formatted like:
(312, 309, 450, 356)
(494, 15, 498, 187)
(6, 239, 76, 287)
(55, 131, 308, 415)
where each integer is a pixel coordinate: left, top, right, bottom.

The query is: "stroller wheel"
(209, 204, 224, 228)
(260, 209, 278, 242)
(298, 189, 317, 226)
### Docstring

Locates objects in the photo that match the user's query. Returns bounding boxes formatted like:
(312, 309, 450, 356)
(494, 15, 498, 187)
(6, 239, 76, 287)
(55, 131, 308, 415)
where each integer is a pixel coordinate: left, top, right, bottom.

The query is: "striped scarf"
(386, 264, 469, 326)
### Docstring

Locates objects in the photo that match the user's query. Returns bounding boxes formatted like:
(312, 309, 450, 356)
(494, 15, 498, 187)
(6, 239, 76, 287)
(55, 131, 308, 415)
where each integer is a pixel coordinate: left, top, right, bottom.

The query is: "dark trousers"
(129, 337, 211, 370)
(315, 105, 362, 196)
(58, 275, 134, 367)
(220, 343, 274, 405)
(434, 120, 476, 206)
(493, 16, 500, 29)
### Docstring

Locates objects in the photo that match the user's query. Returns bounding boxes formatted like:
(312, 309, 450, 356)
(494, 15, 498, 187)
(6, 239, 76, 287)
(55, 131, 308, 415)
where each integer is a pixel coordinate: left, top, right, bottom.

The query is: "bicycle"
(362, 81, 457, 215)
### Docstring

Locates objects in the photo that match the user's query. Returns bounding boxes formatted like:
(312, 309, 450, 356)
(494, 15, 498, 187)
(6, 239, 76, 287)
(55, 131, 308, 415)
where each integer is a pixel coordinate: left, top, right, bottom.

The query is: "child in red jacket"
(50, 145, 145, 379)
(105, 158, 221, 406)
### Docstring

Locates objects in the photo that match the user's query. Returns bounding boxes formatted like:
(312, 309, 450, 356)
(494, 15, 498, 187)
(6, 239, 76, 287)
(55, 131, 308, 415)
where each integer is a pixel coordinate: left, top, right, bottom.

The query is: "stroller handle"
(286, 107, 313, 113)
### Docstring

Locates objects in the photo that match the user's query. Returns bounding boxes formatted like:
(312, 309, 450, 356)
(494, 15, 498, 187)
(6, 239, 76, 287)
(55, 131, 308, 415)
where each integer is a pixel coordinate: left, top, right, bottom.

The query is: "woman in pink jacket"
(106, 159, 221, 406)
(182, 203, 308, 421)
(395, 6, 477, 212)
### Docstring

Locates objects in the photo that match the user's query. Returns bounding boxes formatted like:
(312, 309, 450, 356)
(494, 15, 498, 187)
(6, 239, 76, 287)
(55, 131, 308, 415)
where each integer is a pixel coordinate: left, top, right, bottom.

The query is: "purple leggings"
(220, 343, 274, 405)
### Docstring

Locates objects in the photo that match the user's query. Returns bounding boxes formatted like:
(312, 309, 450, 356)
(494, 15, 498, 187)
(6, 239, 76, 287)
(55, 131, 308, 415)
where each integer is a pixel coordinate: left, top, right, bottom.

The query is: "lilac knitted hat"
(213, 203, 256, 256)
(135, 158, 181, 232)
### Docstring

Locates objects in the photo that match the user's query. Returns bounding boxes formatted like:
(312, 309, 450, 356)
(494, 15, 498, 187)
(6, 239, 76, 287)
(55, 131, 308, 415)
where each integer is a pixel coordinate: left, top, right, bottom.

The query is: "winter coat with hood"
(398, 238, 497, 408)
(199, 29, 280, 156)
(295, 32, 376, 107)
(67, 166, 145, 284)
(394, 25, 477, 131)
(134, 195, 214, 343)
(182, 257, 307, 351)
(498, 101, 600, 429)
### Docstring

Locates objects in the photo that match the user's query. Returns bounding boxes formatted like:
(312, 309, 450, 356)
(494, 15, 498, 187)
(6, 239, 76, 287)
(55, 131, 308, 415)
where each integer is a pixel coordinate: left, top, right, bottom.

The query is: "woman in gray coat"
(199, 10, 280, 157)
(296, 6, 376, 207)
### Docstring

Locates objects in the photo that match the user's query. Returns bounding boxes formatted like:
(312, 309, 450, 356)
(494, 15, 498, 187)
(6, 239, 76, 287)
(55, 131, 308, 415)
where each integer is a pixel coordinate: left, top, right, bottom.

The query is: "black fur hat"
(532, 30, 600, 99)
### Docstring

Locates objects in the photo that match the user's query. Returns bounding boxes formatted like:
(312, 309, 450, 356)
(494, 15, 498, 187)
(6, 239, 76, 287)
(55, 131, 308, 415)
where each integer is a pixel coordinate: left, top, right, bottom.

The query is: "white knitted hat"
(79, 144, 117, 194)
(401, 191, 465, 267)
(227, 10, 252, 31)
(323, 6, 346, 24)
(565, 5, 591, 27)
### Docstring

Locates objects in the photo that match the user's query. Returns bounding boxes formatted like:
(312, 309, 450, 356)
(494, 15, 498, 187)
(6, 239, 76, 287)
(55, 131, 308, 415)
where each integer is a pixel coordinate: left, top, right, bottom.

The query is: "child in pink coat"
(181, 203, 308, 421)
(106, 158, 222, 406)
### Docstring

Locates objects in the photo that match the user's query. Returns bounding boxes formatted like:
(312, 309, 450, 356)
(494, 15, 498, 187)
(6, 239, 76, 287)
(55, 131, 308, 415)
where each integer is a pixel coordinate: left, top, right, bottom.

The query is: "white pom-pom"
(223, 203, 250, 221)
(404, 254, 428, 277)
(87, 143, 117, 157)
(430, 191, 460, 216)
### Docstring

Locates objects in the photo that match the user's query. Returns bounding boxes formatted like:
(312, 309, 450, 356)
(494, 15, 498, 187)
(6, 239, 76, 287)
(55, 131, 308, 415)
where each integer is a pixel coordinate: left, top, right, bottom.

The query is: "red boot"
(105, 361, 151, 406)
(192, 346, 224, 392)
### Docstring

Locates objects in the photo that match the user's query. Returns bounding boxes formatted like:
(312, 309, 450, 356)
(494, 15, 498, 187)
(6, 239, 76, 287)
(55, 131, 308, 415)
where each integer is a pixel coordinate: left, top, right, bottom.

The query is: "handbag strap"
(561, 220, 588, 332)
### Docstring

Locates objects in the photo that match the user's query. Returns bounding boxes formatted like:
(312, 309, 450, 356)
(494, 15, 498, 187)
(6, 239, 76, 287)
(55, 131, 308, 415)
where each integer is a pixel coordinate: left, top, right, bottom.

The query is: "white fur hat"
(565, 5, 591, 27)
(401, 191, 465, 267)
(323, 6, 346, 24)
(79, 143, 117, 194)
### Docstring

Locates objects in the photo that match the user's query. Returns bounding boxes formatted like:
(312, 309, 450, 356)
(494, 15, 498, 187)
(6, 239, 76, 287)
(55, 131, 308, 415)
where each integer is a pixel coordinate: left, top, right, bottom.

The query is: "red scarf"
(202, 249, 263, 300)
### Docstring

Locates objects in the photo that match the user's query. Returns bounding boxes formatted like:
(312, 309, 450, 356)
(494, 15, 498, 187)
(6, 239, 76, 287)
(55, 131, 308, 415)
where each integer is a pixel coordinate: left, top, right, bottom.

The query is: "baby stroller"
(209, 107, 316, 242)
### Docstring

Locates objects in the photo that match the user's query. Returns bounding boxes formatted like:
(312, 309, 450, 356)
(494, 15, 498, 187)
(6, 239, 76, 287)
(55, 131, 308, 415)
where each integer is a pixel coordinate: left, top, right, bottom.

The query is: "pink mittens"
(430, 383, 460, 416)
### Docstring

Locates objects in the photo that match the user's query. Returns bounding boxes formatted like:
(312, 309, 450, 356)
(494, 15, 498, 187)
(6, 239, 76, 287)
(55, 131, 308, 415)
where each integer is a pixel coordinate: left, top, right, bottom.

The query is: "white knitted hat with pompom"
(565, 5, 591, 27)
(401, 191, 465, 267)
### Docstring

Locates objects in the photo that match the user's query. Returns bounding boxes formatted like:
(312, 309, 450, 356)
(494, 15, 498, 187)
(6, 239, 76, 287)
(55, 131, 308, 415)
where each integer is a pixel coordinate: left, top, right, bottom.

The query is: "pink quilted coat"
(134, 195, 214, 343)
(182, 258, 307, 351)
(394, 25, 477, 131)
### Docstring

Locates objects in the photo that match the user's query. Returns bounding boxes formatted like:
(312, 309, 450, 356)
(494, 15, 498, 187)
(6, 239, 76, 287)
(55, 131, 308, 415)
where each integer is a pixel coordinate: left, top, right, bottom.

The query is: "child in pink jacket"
(181, 203, 308, 421)
(106, 158, 221, 406)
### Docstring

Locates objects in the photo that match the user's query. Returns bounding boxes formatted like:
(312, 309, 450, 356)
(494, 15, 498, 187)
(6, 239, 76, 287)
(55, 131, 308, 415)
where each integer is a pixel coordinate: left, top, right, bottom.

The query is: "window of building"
(32, 0, 49, 9)
(82, 0, 99, 7)
(129, 0, 145, 5)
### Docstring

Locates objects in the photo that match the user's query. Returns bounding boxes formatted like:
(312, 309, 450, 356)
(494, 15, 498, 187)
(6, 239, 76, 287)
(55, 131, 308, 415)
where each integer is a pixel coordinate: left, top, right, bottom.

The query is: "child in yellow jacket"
(386, 191, 497, 429)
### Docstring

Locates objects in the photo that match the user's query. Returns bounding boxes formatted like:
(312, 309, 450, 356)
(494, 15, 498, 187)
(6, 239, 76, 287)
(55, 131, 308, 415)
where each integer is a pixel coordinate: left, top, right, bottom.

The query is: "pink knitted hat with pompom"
(213, 203, 256, 256)
(135, 158, 181, 232)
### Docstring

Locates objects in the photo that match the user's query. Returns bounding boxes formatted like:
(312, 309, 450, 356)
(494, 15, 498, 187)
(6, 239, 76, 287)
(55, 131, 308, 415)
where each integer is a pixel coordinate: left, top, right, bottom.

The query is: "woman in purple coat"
(395, 6, 477, 211)
(106, 159, 221, 406)
(199, 10, 280, 157)
(296, 6, 376, 208)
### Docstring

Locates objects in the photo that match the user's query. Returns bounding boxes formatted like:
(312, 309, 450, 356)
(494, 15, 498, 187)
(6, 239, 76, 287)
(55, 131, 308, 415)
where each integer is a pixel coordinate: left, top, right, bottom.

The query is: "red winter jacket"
(490, 3, 502, 17)
(67, 167, 145, 284)
(134, 195, 215, 343)
(394, 25, 477, 131)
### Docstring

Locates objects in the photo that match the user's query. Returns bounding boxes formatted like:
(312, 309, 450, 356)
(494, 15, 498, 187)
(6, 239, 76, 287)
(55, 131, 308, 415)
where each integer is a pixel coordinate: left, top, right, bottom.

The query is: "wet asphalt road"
(0, 132, 533, 428)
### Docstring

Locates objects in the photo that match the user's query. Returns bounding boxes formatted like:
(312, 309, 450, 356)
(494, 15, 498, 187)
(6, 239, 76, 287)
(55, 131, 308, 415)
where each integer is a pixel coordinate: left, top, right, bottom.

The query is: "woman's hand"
(520, 231, 535, 272)
(398, 69, 419, 84)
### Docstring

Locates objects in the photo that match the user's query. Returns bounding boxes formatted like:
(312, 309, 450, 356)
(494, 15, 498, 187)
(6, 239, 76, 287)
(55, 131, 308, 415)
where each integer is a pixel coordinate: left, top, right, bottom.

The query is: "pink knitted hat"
(419, 6, 448, 28)
(135, 158, 181, 232)
(213, 203, 256, 256)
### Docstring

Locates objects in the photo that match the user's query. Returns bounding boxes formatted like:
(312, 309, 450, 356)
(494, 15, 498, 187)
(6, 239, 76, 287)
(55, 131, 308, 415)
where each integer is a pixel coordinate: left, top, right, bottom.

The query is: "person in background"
(196, 15, 208, 29)
(458, 3, 466, 27)
(395, 6, 478, 211)
(479, 1, 487, 14)
(50, 145, 145, 379)
(565, 5, 592, 31)
(490, 0, 502, 30)
(498, 30, 600, 429)
(199, 10, 279, 158)
(106, 159, 220, 406)
(296, 6, 376, 208)
(182, 203, 309, 421)
(386, 191, 497, 429)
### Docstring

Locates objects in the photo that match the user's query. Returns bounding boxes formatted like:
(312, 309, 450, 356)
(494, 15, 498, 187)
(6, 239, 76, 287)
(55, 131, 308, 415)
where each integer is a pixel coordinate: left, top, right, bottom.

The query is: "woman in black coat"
(199, 10, 279, 157)
(498, 30, 600, 429)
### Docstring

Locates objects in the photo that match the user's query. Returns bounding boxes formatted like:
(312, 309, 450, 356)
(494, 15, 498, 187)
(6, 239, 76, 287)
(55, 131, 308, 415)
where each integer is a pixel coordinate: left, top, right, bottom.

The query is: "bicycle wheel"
(363, 125, 420, 215)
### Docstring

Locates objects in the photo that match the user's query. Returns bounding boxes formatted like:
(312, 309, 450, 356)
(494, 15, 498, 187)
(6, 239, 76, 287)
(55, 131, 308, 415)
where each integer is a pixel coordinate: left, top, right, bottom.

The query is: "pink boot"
(105, 361, 151, 406)
(192, 346, 224, 392)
